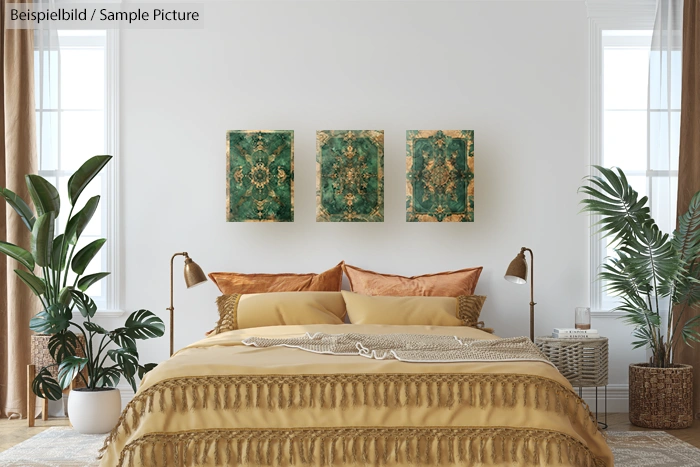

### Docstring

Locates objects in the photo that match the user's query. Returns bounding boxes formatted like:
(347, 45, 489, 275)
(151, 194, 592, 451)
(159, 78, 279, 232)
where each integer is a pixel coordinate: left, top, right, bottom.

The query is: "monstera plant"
(580, 166, 699, 428)
(0, 155, 163, 432)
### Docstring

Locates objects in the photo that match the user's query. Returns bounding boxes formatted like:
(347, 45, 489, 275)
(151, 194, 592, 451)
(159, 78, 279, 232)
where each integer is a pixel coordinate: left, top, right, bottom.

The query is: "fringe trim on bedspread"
(100, 373, 599, 457)
(115, 427, 607, 467)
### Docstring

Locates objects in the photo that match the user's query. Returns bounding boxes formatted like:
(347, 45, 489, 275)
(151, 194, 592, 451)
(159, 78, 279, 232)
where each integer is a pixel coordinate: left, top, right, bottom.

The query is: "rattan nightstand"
(535, 336, 609, 428)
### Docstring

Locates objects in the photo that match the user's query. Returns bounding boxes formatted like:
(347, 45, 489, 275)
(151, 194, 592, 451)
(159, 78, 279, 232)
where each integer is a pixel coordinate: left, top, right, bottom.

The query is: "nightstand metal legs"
(579, 386, 608, 429)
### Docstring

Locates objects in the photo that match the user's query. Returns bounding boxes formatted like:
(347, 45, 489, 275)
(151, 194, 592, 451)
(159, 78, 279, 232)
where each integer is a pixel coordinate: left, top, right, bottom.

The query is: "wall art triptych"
(225, 129, 473, 223)
(226, 130, 294, 222)
(316, 130, 384, 222)
(406, 130, 474, 223)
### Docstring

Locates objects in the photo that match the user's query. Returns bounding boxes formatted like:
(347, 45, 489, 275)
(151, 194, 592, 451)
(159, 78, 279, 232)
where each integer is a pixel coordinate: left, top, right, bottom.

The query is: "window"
(589, 23, 681, 312)
(34, 30, 120, 314)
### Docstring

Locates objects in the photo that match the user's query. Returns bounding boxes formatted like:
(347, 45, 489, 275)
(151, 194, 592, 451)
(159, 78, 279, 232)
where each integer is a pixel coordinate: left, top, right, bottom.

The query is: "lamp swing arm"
(520, 247, 536, 341)
(167, 252, 189, 356)
(520, 247, 535, 306)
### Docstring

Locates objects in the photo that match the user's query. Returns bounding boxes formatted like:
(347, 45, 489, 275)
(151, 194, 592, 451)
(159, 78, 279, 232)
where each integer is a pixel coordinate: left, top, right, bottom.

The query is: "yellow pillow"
(213, 292, 346, 334)
(342, 291, 489, 328)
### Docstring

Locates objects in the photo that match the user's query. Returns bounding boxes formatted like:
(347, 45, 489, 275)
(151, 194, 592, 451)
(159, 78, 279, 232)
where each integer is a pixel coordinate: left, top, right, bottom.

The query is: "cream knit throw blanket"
(242, 333, 553, 366)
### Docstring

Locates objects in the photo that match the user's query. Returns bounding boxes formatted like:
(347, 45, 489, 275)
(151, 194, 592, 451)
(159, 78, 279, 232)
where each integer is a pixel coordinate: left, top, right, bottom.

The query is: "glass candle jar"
(575, 307, 591, 330)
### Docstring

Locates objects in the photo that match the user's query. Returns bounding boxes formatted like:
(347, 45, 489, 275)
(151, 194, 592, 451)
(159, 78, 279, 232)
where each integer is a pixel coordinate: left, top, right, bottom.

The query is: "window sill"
(95, 309, 126, 318)
(591, 310, 626, 318)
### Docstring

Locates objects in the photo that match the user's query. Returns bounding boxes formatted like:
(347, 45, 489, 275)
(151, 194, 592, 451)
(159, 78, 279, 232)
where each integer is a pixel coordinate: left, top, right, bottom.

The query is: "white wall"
(106, 0, 645, 409)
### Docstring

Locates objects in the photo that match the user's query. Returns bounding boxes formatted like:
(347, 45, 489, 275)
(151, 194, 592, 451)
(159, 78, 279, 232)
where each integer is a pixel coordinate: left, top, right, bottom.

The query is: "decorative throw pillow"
(212, 291, 346, 334)
(342, 264, 482, 297)
(342, 291, 490, 330)
(209, 262, 343, 294)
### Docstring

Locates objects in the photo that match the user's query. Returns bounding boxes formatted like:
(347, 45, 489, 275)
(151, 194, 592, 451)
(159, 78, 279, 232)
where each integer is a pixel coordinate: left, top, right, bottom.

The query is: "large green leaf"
(0, 187, 35, 230)
(84, 321, 107, 334)
(29, 305, 71, 334)
(579, 166, 651, 245)
(95, 366, 121, 388)
(137, 362, 158, 379)
(50, 234, 68, 271)
(25, 174, 60, 216)
(67, 156, 111, 206)
(124, 310, 165, 340)
(32, 368, 62, 400)
(57, 356, 88, 389)
(681, 315, 700, 345)
(71, 238, 105, 275)
(64, 196, 100, 245)
(48, 331, 78, 364)
(77, 272, 110, 292)
(31, 212, 55, 268)
(109, 327, 136, 350)
(0, 241, 35, 270)
(70, 290, 97, 319)
(107, 348, 139, 392)
(14, 269, 46, 297)
(57, 286, 73, 306)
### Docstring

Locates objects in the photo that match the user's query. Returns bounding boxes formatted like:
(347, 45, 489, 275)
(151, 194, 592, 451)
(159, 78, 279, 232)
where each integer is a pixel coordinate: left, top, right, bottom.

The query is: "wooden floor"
(0, 417, 69, 453)
(1, 414, 699, 453)
(606, 412, 700, 448)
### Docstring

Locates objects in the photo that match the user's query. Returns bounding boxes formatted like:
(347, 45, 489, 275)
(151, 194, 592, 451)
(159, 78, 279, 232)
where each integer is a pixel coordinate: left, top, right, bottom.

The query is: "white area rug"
(1, 427, 699, 466)
(0, 427, 103, 466)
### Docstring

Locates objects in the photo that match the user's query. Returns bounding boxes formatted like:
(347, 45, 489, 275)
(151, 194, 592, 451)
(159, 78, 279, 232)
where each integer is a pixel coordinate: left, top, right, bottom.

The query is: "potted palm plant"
(580, 166, 700, 429)
(0, 155, 164, 433)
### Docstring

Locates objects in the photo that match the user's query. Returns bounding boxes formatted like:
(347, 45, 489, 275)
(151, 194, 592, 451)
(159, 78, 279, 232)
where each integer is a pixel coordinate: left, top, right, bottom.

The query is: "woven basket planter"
(31, 334, 87, 390)
(629, 363, 693, 429)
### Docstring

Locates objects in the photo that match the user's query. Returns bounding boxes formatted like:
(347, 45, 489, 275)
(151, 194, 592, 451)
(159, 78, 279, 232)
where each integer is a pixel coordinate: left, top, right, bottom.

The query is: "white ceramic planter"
(67, 388, 121, 434)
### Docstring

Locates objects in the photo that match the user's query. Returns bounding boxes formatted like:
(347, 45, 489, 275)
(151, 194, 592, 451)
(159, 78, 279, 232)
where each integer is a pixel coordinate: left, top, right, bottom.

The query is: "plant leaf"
(67, 156, 111, 206)
(32, 368, 63, 400)
(124, 310, 165, 340)
(50, 234, 69, 271)
(71, 238, 106, 275)
(25, 174, 60, 216)
(681, 315, 700, 345)
(107, 348, 139, 392)
(0, 187, 35, 230)
(64, 196, 100, 245)
(84, 321, 107, 334)
(95, 366, 121, 388)
(57, 286, 73, 306)
(77, 272, 110, 292)
(48, 331, 78, 365)
(0, 241, 35, 270)
(29, 305, 71, 334)
(14, 269, 46, 297)
(109, 328, 136, 350)
(137, 363, 158, 379)
(57, 356, 88, 389)
(70, 290, 97, 319)
(31, 212, 55, 267)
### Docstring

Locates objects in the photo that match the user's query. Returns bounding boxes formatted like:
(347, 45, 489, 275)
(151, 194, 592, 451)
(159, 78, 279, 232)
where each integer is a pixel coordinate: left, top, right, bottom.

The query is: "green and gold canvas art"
(406, 130, 474, 222)
(226, 130, 294, 222)
(316, 130, 384, 222)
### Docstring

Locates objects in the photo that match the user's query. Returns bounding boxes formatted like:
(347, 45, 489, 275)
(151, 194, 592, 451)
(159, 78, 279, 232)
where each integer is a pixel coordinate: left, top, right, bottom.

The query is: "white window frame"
(587, 0, 656, 315)
(35, 29, 122, 317)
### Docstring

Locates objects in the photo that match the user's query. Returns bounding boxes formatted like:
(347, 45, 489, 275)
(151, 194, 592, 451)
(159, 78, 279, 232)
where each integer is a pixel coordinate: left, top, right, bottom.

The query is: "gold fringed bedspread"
(99, 324, 613, 467)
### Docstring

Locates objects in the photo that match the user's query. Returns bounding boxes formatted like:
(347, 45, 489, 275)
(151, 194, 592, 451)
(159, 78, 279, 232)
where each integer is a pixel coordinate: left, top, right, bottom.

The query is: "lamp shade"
(504, 251, 528, 284)
(183, 257, 208, 288)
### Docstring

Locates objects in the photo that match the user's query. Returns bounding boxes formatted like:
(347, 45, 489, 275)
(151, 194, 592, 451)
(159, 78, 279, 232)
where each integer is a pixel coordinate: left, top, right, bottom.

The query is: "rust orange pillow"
(209, 262, 343, 294)
(342, 264, 482, 297)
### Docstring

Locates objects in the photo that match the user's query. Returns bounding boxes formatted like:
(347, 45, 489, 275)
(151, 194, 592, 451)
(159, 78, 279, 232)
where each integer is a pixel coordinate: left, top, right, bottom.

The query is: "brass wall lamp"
(168, 252, 208, 356)
(504, 247, 536, 341)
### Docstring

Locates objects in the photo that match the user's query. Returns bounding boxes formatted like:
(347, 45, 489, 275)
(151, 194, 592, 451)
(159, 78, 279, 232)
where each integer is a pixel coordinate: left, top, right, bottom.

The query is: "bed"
(98, 323, 613, 466)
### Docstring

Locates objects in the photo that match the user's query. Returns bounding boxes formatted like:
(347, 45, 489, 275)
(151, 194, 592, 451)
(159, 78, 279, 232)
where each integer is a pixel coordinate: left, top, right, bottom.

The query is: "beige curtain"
(0, 0, 38, 419)
(676, 0, 700, 419)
